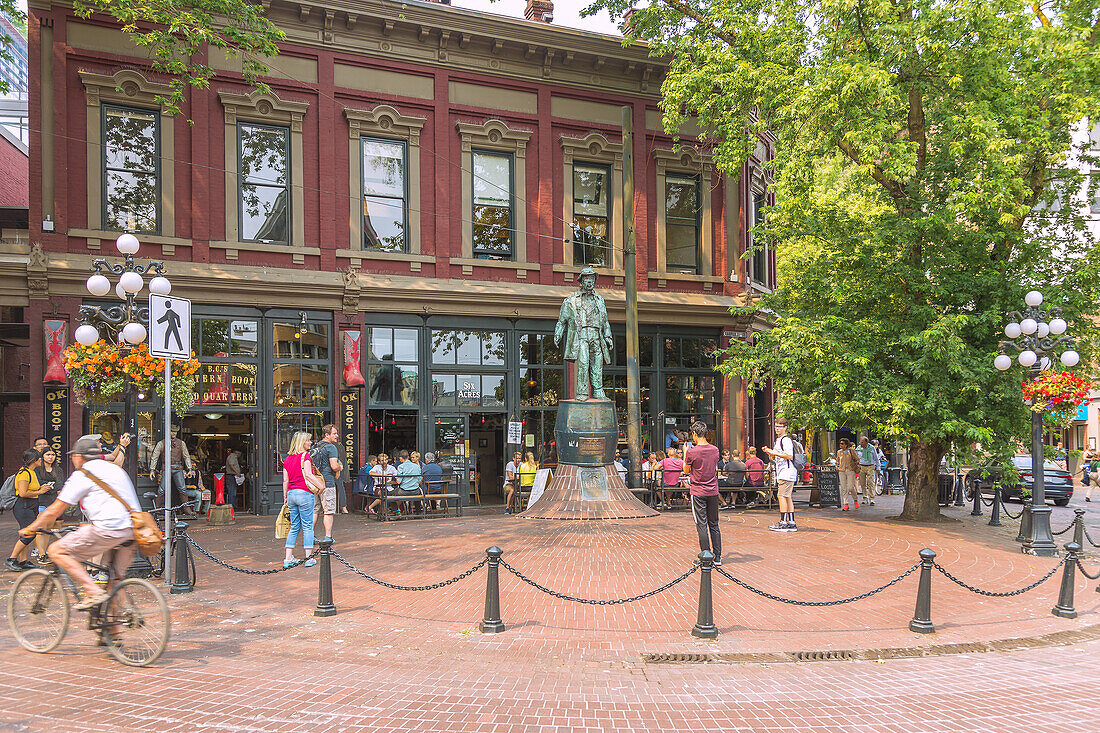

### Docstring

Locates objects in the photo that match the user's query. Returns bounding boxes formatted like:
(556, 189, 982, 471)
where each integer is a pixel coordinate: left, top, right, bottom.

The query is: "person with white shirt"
(18, 435, 141, 609)
(763, 417, 799, 532)
(503, 451, 522, 514)
(366, 453, 398, 517)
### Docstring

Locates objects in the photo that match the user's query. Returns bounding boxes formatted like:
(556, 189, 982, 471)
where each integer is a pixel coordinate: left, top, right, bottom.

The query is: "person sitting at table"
(658, 447, 684, 510)
(744, 447, 765, 507)
(395, 450, 423, 515)
(366, 453, 396, 517)
(719, 449, 749, 509)
(516, 452, 539, 511)
(503, 451, 522, 514)
(421, 452, 449, 511)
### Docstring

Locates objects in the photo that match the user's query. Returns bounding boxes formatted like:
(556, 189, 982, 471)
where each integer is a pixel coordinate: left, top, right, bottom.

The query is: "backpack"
(0, 473, 17, 512)
(787, 436, 808, 472)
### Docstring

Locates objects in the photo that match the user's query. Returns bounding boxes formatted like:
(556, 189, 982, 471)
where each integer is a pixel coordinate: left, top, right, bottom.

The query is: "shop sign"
(507, 421, 522, 444)
(44, 386, 68, 456)
(457, 380, 481, 400)
(341, 390, 359, 474)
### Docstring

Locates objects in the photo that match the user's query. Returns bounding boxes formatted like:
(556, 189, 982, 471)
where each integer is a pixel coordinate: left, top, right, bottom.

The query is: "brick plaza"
(2, 494, 1099, 732)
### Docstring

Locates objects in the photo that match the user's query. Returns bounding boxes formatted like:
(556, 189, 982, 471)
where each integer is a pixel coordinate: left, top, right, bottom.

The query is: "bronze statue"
(554, 267, 613, 401)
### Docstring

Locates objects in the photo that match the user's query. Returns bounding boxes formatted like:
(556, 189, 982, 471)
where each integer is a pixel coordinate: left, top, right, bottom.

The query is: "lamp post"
(75, 233, 172, 496)
(994, 290, 1079, 557)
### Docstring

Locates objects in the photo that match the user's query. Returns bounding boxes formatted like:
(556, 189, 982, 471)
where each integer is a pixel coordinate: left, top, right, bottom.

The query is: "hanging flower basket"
(63, 340, 201, 413)
(1021, 370, 1090, 428)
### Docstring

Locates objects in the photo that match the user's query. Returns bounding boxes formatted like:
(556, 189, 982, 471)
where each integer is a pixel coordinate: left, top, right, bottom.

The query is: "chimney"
(623, 8, 638, 38)
(525, 0, 554, 23)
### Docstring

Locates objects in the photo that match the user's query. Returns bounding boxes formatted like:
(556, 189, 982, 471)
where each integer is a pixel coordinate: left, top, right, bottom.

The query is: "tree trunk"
(897, 439, 947, 522)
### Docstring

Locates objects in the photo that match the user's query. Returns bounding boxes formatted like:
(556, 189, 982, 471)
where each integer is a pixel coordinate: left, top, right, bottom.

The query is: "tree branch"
(836, 138, 906, 201)
(657, 0, 739, 47)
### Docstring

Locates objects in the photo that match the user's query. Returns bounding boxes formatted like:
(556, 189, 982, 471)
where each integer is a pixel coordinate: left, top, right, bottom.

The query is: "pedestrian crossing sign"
(148, 294, 192, 359)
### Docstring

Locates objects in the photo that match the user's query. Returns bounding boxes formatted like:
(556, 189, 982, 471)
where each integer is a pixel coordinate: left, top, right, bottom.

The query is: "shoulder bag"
(300, 453, 325, 496)
(79, 468, 164, 557)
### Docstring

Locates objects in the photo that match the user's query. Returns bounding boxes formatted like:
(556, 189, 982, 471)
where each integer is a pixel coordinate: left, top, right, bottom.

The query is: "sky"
(450, 0, 624, 36)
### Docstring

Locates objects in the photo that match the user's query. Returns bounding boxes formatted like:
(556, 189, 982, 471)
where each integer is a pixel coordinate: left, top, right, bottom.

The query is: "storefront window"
(272, 411, 323, 473)
(366, 327, 419, 406)
(433, 374, 456, 407)
(431, 329, 507, 366)
(482, 374, 505, 407)
(456, 375, 481, 407)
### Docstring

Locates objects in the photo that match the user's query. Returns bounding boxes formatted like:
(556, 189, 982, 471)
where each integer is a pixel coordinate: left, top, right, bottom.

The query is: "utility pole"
(622, 106, 643, 484)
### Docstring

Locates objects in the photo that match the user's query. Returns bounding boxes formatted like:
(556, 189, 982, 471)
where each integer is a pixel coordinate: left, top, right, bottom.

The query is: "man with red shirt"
(683, 421, 722, 566)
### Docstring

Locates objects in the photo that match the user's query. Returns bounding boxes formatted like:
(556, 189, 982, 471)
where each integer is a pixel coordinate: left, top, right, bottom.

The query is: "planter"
(71, 386, 124, 406)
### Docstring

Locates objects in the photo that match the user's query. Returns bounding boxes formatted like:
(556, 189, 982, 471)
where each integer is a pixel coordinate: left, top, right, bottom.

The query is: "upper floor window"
(238, 122, 290, 244)
(362, 137, 408, 252)
(573, 163, 612, 267)
(103, 105, 159, 233)
(750, 190, 770, 286)
(472, 150, 514, 260)
(665, 174, 700, 273)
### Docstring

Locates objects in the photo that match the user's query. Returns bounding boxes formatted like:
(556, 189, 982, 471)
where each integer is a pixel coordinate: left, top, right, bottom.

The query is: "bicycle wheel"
(102, 578, 170, 667)
(7, 569, 70, 653)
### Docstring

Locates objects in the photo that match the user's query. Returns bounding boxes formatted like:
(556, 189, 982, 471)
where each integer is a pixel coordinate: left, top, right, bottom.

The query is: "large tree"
(590, 0, 1100, 520)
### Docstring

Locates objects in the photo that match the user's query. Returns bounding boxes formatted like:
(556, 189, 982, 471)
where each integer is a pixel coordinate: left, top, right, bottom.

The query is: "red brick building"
(5, 0, 775, 510)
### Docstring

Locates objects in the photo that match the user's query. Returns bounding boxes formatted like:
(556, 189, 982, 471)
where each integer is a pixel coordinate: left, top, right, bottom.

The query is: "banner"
(340, 389, 360, 475)
(44, 386, 68, 456)
(43, 320, 68, 384)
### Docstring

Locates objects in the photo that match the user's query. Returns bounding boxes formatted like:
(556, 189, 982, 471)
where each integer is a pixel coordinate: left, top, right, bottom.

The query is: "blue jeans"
(171, 469, 199, 509)
(285, 490, 315, 551)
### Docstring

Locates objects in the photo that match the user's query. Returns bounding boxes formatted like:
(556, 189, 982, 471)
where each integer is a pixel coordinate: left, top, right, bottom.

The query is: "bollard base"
(908, 619, 935, 634)
(479, 620, 505, 634)
(170, 583, 193, 595)
(314, 605, 337, 618)
(691, 623, 718, 639)
(1051, 604, 1077, 619)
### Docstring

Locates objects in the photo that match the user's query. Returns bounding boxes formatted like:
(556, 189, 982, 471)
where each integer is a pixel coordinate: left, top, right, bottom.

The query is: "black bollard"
(1072, 509, 1086, 548)
(314, 537, 337, 617)
(691, 550, 719, 639)
(1016, 500, 1032, 543)
(970, 478, 982, 517)
(479, 546, 505, 634)
(909, 548, 936, 634)
(1052, 542, 1080, 619)
(952, 469, 962, 506)
(170, 521, 193, 594)
(988, 485, 1002, 527)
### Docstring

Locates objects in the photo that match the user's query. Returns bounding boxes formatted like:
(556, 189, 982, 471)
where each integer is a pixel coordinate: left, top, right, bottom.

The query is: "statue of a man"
(554, 267, 613, 401)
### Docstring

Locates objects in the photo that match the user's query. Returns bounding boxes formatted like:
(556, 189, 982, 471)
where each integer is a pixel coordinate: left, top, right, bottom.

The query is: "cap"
(68, 434, 104, 457)
(578, 267, 597, 279)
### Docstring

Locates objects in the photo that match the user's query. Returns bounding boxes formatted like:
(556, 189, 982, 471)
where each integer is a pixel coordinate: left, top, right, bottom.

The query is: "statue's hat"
(578, 267, 598, 279)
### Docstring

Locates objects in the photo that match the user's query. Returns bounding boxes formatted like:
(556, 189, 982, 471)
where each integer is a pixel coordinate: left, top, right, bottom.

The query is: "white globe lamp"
(116, 233, 140, 255)
(1049, 318, 1066, 335)
(119, 271, 143, 294)
(1020, 318, 1038, 335)
(1037, 322, 1050, 338)
(994, 354, 1012, 371)
(1025, 290, 1043, 307)
(1060, 350, 1080, 367)
(148, 276, 172, 295)
(1018, 350, 1037, 367)
(86, 274, 111, 297)
(1004, 323, 1021, 339)
(74, 324, 100, 346)
(121, 322, 147, 345)
(115, 281, 127, 300)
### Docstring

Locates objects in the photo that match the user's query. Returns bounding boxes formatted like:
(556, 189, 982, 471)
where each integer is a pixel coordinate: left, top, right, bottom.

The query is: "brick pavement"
(1, 493, 1098, 732)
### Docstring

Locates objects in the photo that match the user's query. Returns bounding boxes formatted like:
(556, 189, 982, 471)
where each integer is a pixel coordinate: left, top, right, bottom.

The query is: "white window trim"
(560, 132, 624, 273)
(654, 147, 712, 278)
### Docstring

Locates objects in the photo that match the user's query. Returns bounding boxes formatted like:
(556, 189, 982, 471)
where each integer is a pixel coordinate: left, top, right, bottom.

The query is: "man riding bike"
(17, 435, 140, 610)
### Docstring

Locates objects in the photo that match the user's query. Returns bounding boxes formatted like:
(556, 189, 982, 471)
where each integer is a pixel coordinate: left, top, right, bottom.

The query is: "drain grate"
(642, 623, 1100, 665)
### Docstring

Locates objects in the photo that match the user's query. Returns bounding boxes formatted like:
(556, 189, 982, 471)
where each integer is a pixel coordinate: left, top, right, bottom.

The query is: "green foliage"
(72, 0, 285, 119)
(0, 3, 25, 97)
(590, 0, 1100, 518)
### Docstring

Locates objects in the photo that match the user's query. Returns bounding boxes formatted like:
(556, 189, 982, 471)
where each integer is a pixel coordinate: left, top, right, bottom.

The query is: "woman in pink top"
(744, 448, 765, 486)
(282, 431, 323, 568)
(658, 448, 684, 510)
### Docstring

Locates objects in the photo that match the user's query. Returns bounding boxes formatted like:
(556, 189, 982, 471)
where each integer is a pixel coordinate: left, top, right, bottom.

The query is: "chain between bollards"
(1052, 542, 1081, 619)
(170, 521, 193, 594)
(987, 486, 1002, 527)
(691, 551, 718, 639)
(909, 548, 936, 634)
(314, 537, 336, 617)
(479, 546, 505, 634)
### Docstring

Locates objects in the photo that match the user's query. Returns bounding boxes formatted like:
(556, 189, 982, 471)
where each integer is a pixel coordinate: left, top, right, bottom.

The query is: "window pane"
(519, 334, 540, 365)
(666, 177, 697, 220)
(482, 374, 505, 407)
(472, 205, 512, 258)
(362, 139, 404, 197)
(368, 328, 393, 362)
(640, 335, 653, 368)
(241, 184, 288, 243)
(455, 330, 480, 365)
(432, 373, 456, 407)
(239, 124, 287, 186)
(542, 369, 562, 406)
(700, 338, 717, 366)
(521, 367, 540, 405)
(393, 328, 418, 362)
(104, 107, 157, 173)
(431, 330, 455, 364)
(665, 374, 685, 413)
(482, 331, 505, 366)
(301, 324, 329, 360)
(664, 338, 682, 368)
(273, 412, 322, 473)
(397, 364, 418, 406)
(232, 363, 258, 405)
(104, 170, 158, 232)
(666, 224, 697, 270)
(681, 338, 702, 369)
(574, 165, 609, 217)
(199, 363, 231, 404)
(456, 375, 481, 407)
(200, 319, 230, 357)
(273, 364, 301, 407)
(473, 152, 511, 206)
(363, 196, 406, 251)
(368, 363, 395, 403)
(231, 321, 258, 356)
(543, 334, 563, 364)
(302, 364, 329, 406)
(273, 323, 299, 358)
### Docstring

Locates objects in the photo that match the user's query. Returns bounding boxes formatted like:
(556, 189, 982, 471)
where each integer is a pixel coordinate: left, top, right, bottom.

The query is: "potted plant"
(64, 340, 200, 412)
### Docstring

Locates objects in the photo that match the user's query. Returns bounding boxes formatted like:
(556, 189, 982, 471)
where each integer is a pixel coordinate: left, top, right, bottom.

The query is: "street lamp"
(994, 289, 1078, 556)
(77, 233, 171, 500)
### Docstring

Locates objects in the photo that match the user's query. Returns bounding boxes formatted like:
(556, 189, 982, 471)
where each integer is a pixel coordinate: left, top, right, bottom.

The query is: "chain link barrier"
(498, 558, 698, 605)
(1052, 519, 1076, 536)
(979, 493, 995, 507)
(1076, 558, 1100, 581)
(330, 550, 486, 591)
(1083, 526, 1099, 549)
(933, 557, 1065, 597)
(714, 563, 920, 606)
(182, 531, 320, 575)
(998, 500, 1024, 520)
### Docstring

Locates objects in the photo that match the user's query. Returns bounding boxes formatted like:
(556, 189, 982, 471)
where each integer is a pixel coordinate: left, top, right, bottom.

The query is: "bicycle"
(7, 528, 170, 667)
(143, 492, 197, 583)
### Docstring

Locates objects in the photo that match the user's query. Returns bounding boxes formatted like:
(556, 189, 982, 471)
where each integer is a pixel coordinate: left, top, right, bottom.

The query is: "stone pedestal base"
(519, 464, 658, 520)
(206, 504, 235, 525)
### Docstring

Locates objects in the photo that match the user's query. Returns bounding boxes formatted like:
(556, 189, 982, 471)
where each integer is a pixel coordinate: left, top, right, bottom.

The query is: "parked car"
(964, 456, 1074, 507)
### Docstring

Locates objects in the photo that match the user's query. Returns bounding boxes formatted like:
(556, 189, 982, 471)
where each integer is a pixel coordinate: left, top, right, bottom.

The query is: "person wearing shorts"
(684, 421, 722, 566)
(764, 418, 799, 532)
(18, 436, 139, 610)
(311, 424, 343, 539)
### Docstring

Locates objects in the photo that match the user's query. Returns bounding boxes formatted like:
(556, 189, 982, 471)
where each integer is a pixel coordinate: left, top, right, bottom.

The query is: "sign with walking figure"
(148, 294, 192, 359)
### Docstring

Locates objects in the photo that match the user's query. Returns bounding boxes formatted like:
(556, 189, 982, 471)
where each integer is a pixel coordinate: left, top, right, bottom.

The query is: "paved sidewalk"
(1, 494, 1098, 731)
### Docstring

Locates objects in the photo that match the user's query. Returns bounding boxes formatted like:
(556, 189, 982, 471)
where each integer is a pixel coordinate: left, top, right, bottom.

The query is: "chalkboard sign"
(816, 468, 841, 508)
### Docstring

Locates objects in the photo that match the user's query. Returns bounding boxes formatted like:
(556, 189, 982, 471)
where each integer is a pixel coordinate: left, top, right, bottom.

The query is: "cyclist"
(17, 435, 140, 610)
